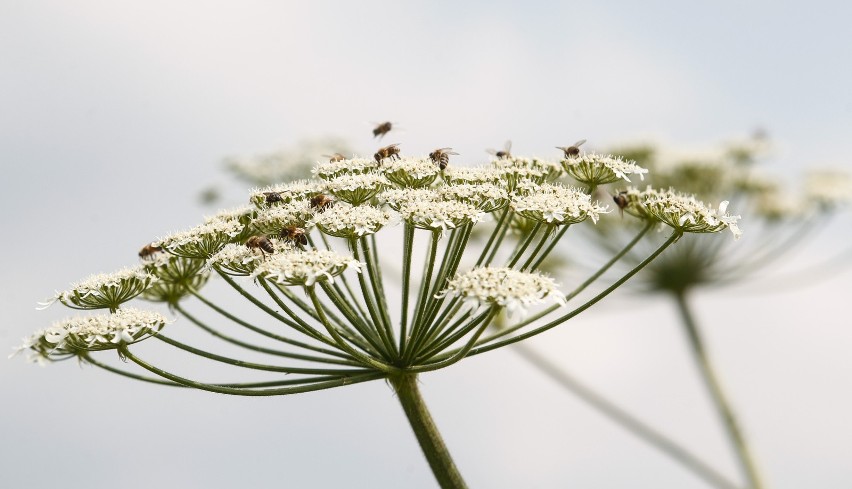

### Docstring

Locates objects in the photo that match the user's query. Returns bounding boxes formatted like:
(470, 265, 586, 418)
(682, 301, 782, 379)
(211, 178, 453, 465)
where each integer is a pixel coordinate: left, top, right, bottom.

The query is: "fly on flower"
(138, 243, 163, 260)
(487, 140, 512, 159)
(279, 226, 309, 247)
(372, 121, 393, 139)
(556, 139, 587, 158)
(428, 148, 458, 171)
(322, 153, 346, 163)
(245, 235, 275, 260)
(310, 194, 335, 212)
(374, 144, 402, 165)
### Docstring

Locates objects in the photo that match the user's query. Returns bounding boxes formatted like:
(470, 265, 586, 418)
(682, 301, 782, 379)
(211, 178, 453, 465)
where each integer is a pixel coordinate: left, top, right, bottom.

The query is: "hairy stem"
(389, 374, 468, 489)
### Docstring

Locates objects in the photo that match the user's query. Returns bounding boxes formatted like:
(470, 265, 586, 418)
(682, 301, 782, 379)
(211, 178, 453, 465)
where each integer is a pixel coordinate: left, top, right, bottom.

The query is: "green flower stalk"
(16, 144, 740, 488)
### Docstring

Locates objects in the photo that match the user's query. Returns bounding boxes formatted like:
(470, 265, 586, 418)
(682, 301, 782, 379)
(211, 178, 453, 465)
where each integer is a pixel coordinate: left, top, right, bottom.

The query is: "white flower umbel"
(249, 180, 327, 208)
(48, 266, 159, 311)
(142, 273, 210, 305)
(439, 183, 510, 213)
(145, 254, 208, 285)
(563, 153, 648, 186)
(804, 169, 852, 209)
(20, 308, 169, 361)
(496, 165, 545, 191)
(380, 188, 441, 211)
(493, 157, 564, 183)
(381, 157, 440, 188)
(325, 173, 390, 205)
(207, 240, 290, 276)
(155, 219, 246, 259)
(312, 203, 393, 238)
(250, 200, 313, 236)
(643, 188, 743, 239)
(314, 157, 379, 180)
(441, 166, 502, 185)
(251, 249, 363, 287)
(441, 267, 566, 319)
(397, 199, 485, 231)
(511, 183, 609, 224)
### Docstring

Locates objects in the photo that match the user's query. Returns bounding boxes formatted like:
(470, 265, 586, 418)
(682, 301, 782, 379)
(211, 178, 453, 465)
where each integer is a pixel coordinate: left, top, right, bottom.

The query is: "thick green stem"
(389, 374, 468, 489)
(674, 292, 765, 489)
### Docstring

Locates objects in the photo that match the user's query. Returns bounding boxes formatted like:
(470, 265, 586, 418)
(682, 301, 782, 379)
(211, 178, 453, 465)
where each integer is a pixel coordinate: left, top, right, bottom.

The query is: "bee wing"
(486, 148, 498, 155)
(573, 139, 587, 147)
(504, 140, 512, 152)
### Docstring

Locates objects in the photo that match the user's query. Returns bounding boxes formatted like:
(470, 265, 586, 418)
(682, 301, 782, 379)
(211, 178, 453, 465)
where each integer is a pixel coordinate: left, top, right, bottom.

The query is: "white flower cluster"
(145, 253, 208, 282)
(642, 188, 742, 239)
(439, 183, 510, 212)
(381, 188, 440, 210)
(312, 203, 393, 238)
(249, 180, 327, 207)
(441, 166, 502, 185)
(314, 158, 379, 179)
(16, 308, 169, 362)
(496, 166, 545, 189)
(155, 219, 246, 259)
(208, 240, 290, 276)
(396, 199, 485, 231)
(251, 249, 363, 286)
(47, 266, 159, 310)
(511, 183, 609, 224)
(493, 157, 563, 182)
(250, 200, 313, 236)
(563, 153, 648, 185)
(326, 173, 390, 204)
(381, 157, 440, 188)
(442, 267, 566, 319)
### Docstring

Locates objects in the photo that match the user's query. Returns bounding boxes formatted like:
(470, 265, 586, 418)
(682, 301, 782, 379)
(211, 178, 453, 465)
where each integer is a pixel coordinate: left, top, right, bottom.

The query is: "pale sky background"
(2, 1, 851, 488)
